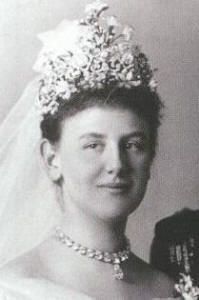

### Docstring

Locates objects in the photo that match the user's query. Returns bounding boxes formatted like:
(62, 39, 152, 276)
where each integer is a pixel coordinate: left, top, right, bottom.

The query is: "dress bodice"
(0, 277, 180, 300)
(0, 277, 93, 300)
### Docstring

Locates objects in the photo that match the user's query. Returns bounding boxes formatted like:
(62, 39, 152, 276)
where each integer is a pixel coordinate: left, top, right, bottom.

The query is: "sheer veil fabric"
(0, 78, 61, 266)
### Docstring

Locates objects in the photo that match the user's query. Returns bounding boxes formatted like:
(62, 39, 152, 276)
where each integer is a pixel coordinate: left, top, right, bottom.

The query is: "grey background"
(0, 0, 199, 262)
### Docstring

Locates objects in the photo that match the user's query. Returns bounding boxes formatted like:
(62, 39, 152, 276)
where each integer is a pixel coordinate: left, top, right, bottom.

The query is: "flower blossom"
(175, 274, 199, 300)
(85, 0, 108, 18)
(34, 1, 156, 118)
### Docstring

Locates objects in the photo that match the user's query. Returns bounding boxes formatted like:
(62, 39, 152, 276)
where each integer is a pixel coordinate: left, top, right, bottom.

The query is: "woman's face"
(57, 106, 152, 221)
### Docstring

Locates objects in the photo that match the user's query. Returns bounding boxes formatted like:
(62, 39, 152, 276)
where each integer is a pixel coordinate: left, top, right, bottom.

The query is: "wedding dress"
(0, 275, 94, 300)
(0, 277, 93, 299)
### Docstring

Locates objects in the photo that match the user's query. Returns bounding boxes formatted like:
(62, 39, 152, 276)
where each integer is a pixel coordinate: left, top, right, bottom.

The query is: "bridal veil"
(0, 78, 61, 266)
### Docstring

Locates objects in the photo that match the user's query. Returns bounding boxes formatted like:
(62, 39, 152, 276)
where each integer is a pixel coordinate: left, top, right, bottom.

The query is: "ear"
(40, 139, 62, 182)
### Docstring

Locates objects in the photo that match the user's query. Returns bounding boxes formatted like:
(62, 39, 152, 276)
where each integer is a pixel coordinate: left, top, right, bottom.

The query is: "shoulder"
(0, 261, 29, 300)
(0, 249, 93, 300)
(0, 248, 42, 299)
(0, 286, 29, 300)
(0, 248, 42, 279)
(129, 253, 175, 298)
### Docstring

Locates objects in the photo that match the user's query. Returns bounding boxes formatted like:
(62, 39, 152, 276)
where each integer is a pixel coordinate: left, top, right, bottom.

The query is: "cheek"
(131, 154, 151, 177)
(61, 151, 103, 185)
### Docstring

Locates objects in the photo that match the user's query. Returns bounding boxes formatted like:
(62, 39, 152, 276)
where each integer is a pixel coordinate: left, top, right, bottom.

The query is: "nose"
(105, 143, 128, 176)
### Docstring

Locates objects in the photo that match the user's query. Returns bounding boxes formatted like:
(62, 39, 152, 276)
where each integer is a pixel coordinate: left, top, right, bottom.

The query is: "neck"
(59, 206, 127, 253)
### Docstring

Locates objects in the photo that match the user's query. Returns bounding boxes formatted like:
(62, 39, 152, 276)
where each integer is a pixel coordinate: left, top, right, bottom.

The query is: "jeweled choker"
(54, 227, 131, 280)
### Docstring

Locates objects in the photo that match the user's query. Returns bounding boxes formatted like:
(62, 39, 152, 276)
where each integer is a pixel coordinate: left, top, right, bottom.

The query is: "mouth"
(97, 182, 131, 193)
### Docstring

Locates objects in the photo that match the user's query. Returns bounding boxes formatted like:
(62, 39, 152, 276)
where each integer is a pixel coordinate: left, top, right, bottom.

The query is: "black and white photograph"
(0, 0, 199, 299)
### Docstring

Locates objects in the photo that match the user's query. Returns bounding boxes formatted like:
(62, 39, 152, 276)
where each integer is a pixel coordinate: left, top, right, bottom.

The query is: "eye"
(87, 143, 99, 149)
(83, 141, 104, 152)
(124, 140, 145, 151)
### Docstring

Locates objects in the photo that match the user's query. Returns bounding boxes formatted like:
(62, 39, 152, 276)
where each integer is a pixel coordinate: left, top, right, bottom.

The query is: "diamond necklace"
(54, 227, 131, 280)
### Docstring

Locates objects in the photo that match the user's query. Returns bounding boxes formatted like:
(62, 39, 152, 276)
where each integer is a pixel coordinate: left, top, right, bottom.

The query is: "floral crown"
(34, 0, 157, 118)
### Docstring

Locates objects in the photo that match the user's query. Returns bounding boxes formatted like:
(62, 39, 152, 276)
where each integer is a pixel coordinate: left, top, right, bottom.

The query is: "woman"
(0, 1, 177, 299)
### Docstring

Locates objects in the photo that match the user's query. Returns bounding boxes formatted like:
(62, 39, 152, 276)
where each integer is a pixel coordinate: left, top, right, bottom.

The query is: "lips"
(97, 182, 131, 193)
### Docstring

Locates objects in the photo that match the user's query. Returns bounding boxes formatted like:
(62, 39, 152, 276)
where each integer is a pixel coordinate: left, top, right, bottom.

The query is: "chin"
(93, 195, 143, 222)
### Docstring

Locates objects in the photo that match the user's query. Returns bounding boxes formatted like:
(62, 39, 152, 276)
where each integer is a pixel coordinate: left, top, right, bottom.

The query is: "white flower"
(85, 0, 108, 17)
(100, 50, 109, 59)
(34, 20, 90, 65)
(182, 294, 195, 300)
(107, 16, 120, 28)
(132, 80, 141, 86)
(35, 1, 156, 118)
(126, 71, 133, 81)
(121, 52, 134, 66)
(122, 25, 134, 41)
(175, 274, 199, 300)
(149, 79, 158, 91)
(109, 56, 122, 71)
(73, 50, 90, 68)
(56, 81, 71, 99)
(101, 62, 109, 72)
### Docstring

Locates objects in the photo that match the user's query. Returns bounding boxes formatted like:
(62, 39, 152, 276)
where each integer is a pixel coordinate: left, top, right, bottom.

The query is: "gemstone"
(104, 253, 112, 262)
(121, 255, 126, 262)
(80, 247, 87, 255)
(113, 264, 124, 280)
(96, 254, 103, 260)
(87, 249, 95, 258)
(73, 244, 80, 251)
(58, 232, 65, 239)
(113, 257, 120, 264)
(66, 240, 73, 247)
(54, 228, 131, 280)
(88, 253, 95, 258)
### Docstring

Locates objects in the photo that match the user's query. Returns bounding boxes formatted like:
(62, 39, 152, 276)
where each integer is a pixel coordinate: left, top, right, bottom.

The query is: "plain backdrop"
(0, 0, 199, 262)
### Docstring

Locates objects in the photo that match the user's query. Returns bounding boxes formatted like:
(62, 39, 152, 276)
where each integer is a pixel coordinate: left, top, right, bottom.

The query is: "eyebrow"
(79, 133, 106, 140)
(122, 132, 148, 140)
(79, 131, 147, 140)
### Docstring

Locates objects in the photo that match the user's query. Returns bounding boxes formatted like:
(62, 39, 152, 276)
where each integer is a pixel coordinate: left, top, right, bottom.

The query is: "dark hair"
(40, 86, 163, 159)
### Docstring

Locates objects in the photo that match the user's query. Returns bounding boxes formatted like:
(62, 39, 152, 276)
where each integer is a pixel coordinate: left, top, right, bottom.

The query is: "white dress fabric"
(0, 277, 93, 300)
(0, 277, 178, 300)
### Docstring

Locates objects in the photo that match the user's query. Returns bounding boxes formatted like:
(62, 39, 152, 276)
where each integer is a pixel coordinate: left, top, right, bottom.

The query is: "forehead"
(61, 106, 150, 141)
